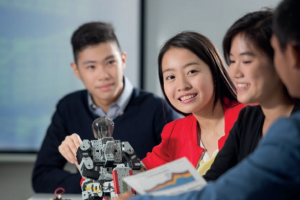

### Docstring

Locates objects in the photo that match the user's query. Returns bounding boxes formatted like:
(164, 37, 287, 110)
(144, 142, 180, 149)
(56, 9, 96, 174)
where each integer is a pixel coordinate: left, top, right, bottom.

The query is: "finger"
(64, 135, 80, 157)
(71, 133, 82, 148)
(68, 140, 80, 157)
(59, 143, 77, 163)
(64, 146, 77, 163)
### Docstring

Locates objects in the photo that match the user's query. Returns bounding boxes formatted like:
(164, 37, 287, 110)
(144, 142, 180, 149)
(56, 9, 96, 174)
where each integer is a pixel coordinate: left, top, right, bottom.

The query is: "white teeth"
(180, 94, 196, 101)
(237, 83, 249, 88)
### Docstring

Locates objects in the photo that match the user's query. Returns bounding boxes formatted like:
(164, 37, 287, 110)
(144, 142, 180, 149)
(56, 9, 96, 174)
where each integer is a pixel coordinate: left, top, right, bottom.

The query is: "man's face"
(271, 34, 300, 98)
(71, 42, 126, 108)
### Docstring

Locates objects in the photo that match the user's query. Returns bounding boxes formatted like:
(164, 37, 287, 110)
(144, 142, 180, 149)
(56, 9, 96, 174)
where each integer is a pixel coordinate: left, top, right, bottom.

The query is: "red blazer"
(142, 100, 245, 170)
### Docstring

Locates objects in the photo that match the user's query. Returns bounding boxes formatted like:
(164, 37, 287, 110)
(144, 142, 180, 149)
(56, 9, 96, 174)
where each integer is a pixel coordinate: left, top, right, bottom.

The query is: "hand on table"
(58, 133, 82, 169)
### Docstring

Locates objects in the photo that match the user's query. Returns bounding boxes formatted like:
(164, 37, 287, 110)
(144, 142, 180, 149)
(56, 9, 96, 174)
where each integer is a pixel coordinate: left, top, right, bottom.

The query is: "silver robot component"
(92, 117, 114, 138)
(77, 117, 141, 200)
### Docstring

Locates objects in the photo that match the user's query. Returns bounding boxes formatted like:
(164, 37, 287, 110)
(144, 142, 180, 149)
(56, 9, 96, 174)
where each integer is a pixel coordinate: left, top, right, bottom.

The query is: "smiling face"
(228, 33, 282, 104)
(71, 42, 126, 108)
(162, 47, 215, 115)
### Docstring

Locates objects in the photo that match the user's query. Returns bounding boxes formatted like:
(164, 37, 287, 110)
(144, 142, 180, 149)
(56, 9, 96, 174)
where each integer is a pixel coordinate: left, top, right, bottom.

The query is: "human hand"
(58, 133, 82, 169)
(113, 192, 135, 200)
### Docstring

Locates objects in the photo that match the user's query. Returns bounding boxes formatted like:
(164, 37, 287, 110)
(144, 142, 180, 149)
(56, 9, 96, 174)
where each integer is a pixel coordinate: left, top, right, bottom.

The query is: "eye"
(166, 75, 175, 80)
(87, 65, 95, 69)
(243, 61, 252, 64)
(229, 60, 235, 65)
(107, 60, 116, 65)
(187, 70, 197, 75)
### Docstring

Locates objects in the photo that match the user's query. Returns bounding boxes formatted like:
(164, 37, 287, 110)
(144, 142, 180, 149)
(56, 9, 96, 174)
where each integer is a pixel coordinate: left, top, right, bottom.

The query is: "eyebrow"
(230, 52, 256, 57)
(82, 60, 97, 65)
(162, 62, 200, 73)
(82, 55, 116, 65)
(103, 55, 116, 61)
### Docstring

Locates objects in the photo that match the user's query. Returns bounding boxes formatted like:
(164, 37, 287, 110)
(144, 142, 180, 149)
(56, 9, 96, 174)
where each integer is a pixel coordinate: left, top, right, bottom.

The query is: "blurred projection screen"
(0, 0, 140, 152)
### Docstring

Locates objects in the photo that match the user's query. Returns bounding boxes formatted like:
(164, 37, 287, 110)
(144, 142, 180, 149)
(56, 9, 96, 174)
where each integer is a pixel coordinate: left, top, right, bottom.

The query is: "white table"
(28, 193, 82, 200)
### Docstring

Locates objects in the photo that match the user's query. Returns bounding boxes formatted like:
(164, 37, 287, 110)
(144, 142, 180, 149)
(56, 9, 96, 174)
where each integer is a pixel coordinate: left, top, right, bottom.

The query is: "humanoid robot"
(76, 117, 141, 200)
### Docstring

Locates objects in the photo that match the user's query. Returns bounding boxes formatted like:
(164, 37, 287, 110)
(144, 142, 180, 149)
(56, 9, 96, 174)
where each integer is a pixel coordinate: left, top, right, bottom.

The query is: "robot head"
(92, 117, 114, 138)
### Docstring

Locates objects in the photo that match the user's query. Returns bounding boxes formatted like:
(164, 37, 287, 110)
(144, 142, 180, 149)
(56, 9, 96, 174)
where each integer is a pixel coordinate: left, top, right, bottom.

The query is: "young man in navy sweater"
(31, 22, 179, 194)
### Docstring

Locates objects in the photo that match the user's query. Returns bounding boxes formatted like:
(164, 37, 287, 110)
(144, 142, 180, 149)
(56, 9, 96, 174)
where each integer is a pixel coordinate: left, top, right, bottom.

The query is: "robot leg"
(81, 179, 103, 200)
(112, 164, 135, 197)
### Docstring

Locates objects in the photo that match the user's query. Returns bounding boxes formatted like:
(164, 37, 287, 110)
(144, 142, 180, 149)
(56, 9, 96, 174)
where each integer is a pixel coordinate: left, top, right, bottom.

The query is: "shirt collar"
(115, 76, 134, 113)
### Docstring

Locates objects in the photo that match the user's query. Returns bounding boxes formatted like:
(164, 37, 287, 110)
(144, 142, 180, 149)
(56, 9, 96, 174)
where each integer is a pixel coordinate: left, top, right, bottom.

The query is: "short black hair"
(158, 31, 237, 116)
(223, 9, 274, 65)
(71, 22, 121, 63)
(273, 0, 300, 51)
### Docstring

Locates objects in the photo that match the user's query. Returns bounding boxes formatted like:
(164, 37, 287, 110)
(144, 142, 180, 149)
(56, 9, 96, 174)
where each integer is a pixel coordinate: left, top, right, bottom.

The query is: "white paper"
(123, 157, 207, 196)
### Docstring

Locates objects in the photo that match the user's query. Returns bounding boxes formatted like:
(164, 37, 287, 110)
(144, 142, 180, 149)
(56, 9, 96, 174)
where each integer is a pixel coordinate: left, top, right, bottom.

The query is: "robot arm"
(77, 140, 113, 181)
(121, 142, 141, 171)
(77, 140, 98, 180)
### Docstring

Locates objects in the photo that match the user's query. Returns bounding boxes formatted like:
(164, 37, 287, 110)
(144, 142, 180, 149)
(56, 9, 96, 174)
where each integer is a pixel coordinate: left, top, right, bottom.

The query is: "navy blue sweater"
(32, 88, 179, 193)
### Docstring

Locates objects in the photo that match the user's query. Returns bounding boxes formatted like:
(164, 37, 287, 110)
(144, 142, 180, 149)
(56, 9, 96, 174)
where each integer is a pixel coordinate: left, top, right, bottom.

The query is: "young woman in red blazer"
(142, 31, 246, 175)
